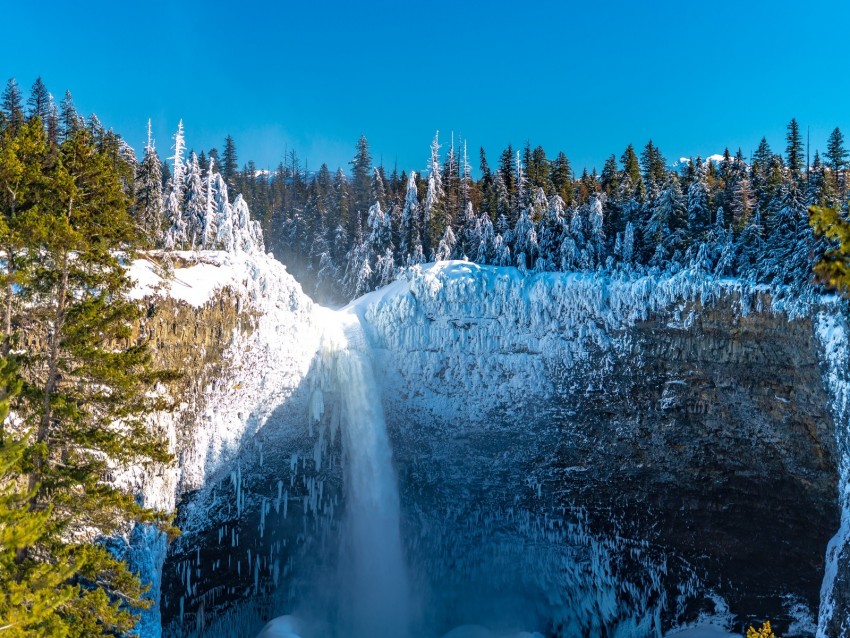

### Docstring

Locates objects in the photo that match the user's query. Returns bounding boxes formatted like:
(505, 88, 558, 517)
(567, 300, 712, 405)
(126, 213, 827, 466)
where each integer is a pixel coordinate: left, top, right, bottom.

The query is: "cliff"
(136, 257, 849, 638)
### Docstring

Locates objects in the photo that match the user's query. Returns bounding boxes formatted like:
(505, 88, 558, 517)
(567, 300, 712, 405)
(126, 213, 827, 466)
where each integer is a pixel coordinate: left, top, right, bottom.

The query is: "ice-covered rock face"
(153, 259, 846, 638)
(354, 263, 841, 637)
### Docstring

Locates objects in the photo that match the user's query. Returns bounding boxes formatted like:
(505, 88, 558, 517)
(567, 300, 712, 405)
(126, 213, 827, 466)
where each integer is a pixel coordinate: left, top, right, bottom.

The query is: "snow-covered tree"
(475, 213, 497, 264)
(512, 207, 538, 272)
(400, 172, 422, 264)
(535, 195, 565, 272)
(424, 131, 444, 256)
(182, 152, 206, 248)
(435, 224, 457, 261)
(134, 120, 164, 244)
(170, 120, 185, 199)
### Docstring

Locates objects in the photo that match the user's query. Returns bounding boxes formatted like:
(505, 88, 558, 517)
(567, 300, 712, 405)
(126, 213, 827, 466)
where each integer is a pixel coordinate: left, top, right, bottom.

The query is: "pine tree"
(826, 127, 847, 199)
(26, 77, 52, 125)
(0, 121, 176, 633)
(424, 131, 444, 256)
(221, 134, 238, 191)
(350, 135, 372, 237)
(551, 151, 574, 206)
(785, 118, 804, 181)
(1, 79, 24, 134)
(133, 120, 164, 244)
(59, 91, 79, 140)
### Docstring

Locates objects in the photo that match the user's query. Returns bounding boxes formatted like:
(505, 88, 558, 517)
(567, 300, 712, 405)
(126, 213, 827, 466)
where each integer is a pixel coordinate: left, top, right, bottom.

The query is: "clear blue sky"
(3, 1, 849, 176)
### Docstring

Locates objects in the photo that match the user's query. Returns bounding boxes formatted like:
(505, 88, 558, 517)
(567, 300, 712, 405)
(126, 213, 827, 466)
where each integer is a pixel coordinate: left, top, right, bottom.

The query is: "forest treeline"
(135, 104, 845, 303)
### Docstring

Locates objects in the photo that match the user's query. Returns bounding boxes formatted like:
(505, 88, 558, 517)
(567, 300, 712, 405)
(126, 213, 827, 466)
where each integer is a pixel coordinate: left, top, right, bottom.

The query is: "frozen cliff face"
(123, 250, 322, 637)
(153, 259, 848, 638)
(352, 263, 841, 637)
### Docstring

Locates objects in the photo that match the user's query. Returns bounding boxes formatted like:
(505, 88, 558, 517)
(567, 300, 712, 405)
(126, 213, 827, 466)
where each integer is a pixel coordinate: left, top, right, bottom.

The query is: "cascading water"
(330, 315, 411, 638)
(258, 310, 411, 638)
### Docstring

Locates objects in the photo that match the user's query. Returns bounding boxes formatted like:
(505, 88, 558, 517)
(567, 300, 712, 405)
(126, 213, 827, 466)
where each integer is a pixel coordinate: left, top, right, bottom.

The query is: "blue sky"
(3, 1, 849, 175)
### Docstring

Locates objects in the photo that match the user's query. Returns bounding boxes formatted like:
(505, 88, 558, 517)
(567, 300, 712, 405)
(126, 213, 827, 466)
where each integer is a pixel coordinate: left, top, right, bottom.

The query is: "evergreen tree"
(1, 79, 24, 134)
(221, 134, 238, 191)
(133, 120, 164, 244)
(640, 140, 666, 190)
(808, 151, 830, 207)
(59, 91, 79, 140)
(764, 181, 812, 285)
(26, 77, 52, 124)
(535, 195, 565, 271)
(645, 173, 686, 262)
(785, 117, 804, 181)
(163, 121, 187, 248)
(424, 131, 444, 256)
(826, 127, 847, 199)
(551, 151, 574, 206)
(399, 171, 421, 264)
(478, 147, 494, 217)
(0, 354, 78, 638)
(620, 144, 644, 198)
(686, 158, 711, 238)
(182, 152, 207, 247)
(0, 121, 176, 634)
(350, 135, 372, 237)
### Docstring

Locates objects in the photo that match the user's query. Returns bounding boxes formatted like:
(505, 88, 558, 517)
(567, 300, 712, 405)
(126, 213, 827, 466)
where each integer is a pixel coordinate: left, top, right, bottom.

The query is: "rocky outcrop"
(150, 261, 849, 638)
(362, 267, 842, 636)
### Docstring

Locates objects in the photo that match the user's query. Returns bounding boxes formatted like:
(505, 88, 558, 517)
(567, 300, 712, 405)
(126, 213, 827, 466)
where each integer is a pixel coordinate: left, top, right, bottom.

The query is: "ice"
(257, 615, 305, 638)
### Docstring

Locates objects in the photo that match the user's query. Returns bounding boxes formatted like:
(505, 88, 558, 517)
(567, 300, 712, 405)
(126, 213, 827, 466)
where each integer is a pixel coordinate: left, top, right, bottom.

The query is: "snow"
(815, 312, 850, 638)
(347, 260, 795, 422)
(123, 248, 849, 637)
(256, 616, 305, 638)
(125, 247, 321, 636)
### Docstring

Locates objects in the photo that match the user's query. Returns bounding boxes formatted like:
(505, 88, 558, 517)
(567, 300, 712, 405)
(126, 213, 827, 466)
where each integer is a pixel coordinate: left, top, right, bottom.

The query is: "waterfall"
(328, 313, 411, 638)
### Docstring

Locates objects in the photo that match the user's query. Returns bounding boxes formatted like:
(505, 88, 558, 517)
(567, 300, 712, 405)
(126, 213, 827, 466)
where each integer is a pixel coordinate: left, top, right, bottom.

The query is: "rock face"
(152, 261, 847, 638)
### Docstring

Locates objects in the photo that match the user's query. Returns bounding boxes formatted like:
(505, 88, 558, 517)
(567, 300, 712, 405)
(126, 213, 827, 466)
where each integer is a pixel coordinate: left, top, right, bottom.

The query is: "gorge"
(123, 248, 850, 638)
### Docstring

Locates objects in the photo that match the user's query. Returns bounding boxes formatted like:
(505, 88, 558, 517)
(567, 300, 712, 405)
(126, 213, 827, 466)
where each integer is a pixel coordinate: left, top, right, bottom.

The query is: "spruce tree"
(785, 117, 804, 181)
(620, 144, 644, 198)
(551, 151, 574, 206)
(221, 134, 238, 191)
(134, 120, 164, 244)
(26, 77, 52, 124)
(0, 115, 176, 633)
(1, 79, 24, 134)
(350, 135, 372, 237)
(826, 127, 847, 199)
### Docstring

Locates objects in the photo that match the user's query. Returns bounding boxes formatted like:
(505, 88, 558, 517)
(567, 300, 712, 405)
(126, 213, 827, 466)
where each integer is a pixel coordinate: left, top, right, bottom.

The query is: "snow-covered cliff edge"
(139, 256, 849, 638)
